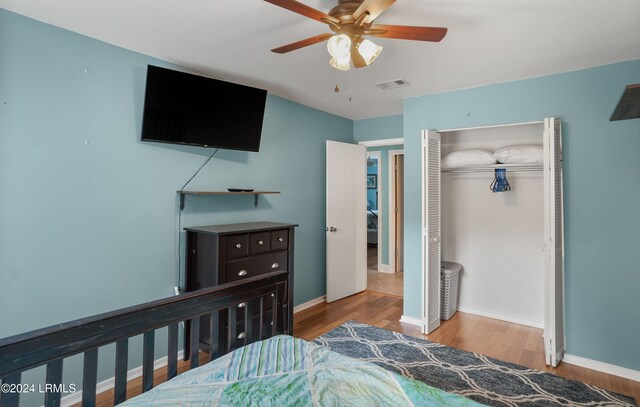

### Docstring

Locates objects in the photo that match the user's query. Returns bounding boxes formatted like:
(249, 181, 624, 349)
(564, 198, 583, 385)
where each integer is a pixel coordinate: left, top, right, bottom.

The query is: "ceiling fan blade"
(271, 33, 333, 54)
(368, 25, 448, 42)
(264, 0, 339, 24)
(351, 47, 367, 68)
(354, 0, 396, 24)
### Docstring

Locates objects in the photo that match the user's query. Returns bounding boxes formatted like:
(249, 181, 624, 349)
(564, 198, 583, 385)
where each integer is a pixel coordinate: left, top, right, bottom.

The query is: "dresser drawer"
(270, 229, 289, 251)
(225, 252, 288, 283)
(226, 234, 248, 258)
(249, 231, 271, 255)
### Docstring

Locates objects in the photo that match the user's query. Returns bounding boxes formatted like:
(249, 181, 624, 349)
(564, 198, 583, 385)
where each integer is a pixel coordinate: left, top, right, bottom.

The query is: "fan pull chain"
(348, 67, 352, 102)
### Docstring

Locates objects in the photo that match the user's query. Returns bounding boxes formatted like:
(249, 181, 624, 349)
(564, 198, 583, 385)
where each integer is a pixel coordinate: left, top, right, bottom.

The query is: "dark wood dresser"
(184, 221, 297, 358)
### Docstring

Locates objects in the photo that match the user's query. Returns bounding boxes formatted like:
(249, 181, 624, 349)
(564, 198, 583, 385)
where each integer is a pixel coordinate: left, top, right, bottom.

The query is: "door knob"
(329, 227, 337, 232)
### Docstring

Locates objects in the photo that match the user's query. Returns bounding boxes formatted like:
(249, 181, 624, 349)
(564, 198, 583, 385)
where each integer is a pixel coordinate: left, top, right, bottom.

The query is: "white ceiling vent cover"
(374, 79, 411, 90)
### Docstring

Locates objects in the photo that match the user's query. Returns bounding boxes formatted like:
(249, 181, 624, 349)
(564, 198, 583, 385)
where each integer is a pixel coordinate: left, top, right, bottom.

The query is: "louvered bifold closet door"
(543, 118, 565, 367)
(422, 131, 442, 334)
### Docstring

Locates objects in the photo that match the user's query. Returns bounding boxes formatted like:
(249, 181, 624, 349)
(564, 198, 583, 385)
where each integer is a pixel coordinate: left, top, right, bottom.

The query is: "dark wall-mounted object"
(610, 83, 640, 121)
(141, 65, 267, 151)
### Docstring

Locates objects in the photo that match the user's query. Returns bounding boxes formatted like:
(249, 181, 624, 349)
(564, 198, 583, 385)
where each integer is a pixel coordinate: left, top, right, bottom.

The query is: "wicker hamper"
(441, 261, 462, 320)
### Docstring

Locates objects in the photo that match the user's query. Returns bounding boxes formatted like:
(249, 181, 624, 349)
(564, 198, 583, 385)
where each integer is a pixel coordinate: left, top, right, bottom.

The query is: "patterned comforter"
(122, 335, 483, 406)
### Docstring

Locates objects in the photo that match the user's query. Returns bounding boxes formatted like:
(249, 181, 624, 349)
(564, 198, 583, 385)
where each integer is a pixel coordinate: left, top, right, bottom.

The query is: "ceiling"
(2, 0, 640, 120)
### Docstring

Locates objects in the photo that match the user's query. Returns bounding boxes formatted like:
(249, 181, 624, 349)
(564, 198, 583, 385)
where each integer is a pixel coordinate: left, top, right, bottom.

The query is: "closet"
(421, 118, 565, 367)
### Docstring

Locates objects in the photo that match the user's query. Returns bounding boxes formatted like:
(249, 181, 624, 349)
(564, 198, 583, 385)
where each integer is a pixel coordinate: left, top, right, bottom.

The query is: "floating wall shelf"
(178, 191, 281, 208)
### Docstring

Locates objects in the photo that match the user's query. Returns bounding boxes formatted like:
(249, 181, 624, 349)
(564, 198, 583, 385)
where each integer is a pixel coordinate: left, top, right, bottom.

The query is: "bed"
(0, 271, 290, 407)
(0, 270, 480, 407)
(120, 335, 480, 406)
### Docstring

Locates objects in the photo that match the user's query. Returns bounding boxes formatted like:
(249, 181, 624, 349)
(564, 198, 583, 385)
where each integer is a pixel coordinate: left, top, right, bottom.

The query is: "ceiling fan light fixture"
(329, 55, 351, 71)
(327, 34, 352, 59)
(357, 39, 383, 65)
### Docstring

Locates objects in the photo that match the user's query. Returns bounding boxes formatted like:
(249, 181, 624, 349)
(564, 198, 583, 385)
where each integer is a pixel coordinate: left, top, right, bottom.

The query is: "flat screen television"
(141, 65, 267, 152)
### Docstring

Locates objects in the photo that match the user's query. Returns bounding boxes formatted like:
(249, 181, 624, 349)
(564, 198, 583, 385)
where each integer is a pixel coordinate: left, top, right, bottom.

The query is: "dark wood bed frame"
(0, 270, 288, 407)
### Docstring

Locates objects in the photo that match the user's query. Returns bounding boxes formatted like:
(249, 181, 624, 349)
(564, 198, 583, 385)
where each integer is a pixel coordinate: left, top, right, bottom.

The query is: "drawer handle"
(235, 243, 242, 249)
(271, 263, 279, 269)
(238, 270, 248, 277)
(258, 240, 264, 245)
(238, 302, 246, 308)
(237, 332, 246, 339)
(278, 237, 284, 242)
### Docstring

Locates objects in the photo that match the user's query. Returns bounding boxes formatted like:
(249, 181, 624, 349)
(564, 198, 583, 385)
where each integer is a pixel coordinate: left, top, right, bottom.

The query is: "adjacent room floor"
(367, 246, 403, 296)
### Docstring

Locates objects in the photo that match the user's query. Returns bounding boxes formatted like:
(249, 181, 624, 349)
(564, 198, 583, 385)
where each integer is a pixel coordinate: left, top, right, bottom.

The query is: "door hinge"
(395, 207, 399, 213)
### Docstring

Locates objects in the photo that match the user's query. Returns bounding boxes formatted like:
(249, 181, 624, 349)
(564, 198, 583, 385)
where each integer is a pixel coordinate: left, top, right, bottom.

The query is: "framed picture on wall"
(367, 174, 377, 189)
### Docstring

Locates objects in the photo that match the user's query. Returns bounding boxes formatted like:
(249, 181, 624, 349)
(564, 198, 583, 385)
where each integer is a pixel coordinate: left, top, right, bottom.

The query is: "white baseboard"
(377, 263, 394, 274)
(293, 296, 326, 314)
(457, 307, 544, 329)
(399, 315, 422, 327)
(563, 354, 640, 382)
(59, 350, 185, 407)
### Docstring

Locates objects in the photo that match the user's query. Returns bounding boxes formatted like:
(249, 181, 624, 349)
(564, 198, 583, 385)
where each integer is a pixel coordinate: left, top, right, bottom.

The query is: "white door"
(422, 131, 442, 334)
(395, 154, 405, 272)
(326, 141, 367, 303)
(543, 118, 565, 366)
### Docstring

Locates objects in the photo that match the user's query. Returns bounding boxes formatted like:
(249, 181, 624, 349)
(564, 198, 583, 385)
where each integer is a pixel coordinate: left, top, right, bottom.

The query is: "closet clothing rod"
(442, 165, 543, 174)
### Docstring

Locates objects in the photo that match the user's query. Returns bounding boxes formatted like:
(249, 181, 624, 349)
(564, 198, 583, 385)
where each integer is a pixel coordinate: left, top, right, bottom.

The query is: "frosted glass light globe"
(329, 55, 351, 71)
(327, 34, 352, 59)
(357, 39, 383, 65)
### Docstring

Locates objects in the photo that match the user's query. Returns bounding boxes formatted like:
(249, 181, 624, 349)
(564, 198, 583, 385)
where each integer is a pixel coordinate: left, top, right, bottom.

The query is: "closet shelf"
(442, 164, 543, 173)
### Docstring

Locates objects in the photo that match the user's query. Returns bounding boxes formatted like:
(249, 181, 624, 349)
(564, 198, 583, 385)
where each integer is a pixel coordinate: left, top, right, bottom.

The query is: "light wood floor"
(294, 290, 640, 404)
(367, 246, 403, 296)
(91, 290, 638, 406)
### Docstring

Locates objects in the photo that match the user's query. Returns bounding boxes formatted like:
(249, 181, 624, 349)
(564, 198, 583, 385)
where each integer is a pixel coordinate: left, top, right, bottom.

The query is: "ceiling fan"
(264, 0, 448, 70)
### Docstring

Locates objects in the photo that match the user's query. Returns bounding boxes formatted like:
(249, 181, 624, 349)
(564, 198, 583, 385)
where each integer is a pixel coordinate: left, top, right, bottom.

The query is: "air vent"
(374, 79, 410, 90)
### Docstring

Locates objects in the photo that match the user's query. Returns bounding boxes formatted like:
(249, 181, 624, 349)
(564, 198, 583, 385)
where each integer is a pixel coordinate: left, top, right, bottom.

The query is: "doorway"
(420, 119, 565, 367)
(362, 142, 404, 297)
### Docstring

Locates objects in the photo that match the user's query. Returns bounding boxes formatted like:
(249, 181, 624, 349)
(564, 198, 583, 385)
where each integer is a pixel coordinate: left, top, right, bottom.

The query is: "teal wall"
(354, 114, 403, 142)
(400, 60, 640, 370)
(0, 8, 351, 402)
